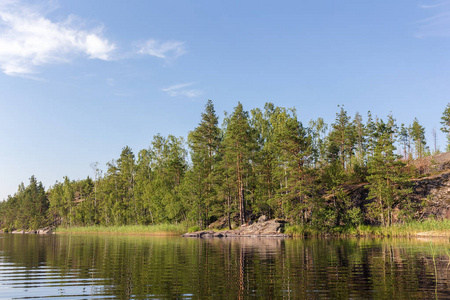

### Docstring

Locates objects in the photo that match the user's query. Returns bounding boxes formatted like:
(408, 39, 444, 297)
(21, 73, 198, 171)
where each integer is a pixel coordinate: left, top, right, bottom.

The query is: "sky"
(1, 0, 450, 200)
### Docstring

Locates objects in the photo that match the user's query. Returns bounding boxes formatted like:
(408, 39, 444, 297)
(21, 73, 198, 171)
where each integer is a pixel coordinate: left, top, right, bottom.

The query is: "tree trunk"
(239, 184, 245, 225)
(227, 195, 232, 230)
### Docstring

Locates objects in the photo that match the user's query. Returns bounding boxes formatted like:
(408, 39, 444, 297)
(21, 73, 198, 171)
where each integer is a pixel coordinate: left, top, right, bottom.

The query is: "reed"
(285, 219, 450, 237)
(55, 224, 188, 236)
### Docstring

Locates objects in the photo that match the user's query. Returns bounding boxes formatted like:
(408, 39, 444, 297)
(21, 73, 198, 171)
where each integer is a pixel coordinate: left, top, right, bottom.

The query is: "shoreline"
(285, 219, 450, 238)
(2, 219, 450, 238)
(54, 224, 187, 236)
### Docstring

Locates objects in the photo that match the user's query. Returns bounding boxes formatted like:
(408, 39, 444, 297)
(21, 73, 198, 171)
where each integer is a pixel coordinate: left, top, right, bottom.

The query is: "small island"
(2, 101, 450, 237)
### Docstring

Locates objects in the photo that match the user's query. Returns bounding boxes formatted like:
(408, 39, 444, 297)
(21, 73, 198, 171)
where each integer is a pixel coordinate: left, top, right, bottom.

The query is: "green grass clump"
(188, 225, 201, 233)
(55, 224, 188, 236)
(285, 219, 450, 238)
(285, 225, 319, 237)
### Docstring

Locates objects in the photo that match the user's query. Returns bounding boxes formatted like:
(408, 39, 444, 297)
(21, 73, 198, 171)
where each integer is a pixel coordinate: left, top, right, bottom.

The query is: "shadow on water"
(0, 234, 450, 299)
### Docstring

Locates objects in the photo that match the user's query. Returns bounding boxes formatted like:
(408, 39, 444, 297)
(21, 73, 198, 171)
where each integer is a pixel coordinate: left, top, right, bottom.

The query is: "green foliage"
(0, 176, 49, 230)
(440, 103, 450, 151)
(55, 224, 187, 235)
(327, 105, 355, 170)
(410, 118, 426, 158)
(0, 101, 438, 233)
(222, 102, 258, 225)
(365, 117, 412, 227)
(188, 225, 201, 233)
(186, 100, 221, 228)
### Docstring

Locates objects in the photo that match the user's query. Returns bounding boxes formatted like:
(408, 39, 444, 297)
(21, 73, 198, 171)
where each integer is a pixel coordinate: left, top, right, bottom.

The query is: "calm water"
(0, 234, 449, 299)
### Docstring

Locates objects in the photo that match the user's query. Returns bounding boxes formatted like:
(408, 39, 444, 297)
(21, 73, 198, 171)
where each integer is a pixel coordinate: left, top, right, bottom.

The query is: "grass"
(55, 224, 188, 236)
(285, 219, 450, 237)
(54, 219, 450, 238)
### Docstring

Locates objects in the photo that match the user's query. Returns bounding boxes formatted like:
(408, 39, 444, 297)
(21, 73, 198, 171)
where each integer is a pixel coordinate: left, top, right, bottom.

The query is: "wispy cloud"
(106, 78, 115, 86)
(0, 0, 115, 76)
(416, 0, 450, 37)
(138, 39, 186, 60)
(162, 82, 203, 98)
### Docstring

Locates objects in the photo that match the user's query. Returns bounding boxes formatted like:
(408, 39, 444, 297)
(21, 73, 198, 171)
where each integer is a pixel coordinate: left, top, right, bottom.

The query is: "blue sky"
(1, 0, 450, 200)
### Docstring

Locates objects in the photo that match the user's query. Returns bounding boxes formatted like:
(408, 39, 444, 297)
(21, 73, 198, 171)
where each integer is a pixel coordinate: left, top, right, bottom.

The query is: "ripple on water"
(0, 260, 113, 299)
(1, 235, 450, 299)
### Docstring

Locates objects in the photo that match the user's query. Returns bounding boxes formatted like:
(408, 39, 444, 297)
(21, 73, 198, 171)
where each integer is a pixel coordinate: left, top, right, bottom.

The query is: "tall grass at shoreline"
(285, 219, 450, 237)
(54, 219, 450, 237)
(55, 224, 188, 236)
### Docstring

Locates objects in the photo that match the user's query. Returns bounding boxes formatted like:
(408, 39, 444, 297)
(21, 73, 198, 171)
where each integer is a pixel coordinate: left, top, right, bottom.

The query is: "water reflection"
(0, 234, 449, 299)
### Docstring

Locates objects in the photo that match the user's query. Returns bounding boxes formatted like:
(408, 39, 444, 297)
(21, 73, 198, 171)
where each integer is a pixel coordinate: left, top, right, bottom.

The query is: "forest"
(2, 101, 450, 231)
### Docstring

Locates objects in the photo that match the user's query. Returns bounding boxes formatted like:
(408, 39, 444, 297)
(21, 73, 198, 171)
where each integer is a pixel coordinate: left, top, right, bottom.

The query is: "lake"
(0, 234, 449, 299)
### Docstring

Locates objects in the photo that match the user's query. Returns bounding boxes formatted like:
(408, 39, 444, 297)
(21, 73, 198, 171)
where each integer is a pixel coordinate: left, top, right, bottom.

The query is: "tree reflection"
(0, 235, 449, 299)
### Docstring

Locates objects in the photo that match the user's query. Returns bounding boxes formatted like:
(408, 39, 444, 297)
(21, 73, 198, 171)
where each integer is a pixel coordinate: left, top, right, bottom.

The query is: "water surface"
(0, 234, 449, 299)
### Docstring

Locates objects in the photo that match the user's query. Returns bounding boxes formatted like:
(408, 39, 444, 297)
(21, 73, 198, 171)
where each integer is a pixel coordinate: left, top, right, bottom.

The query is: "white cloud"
(416, 1, 450, 37)
(138, 39, 186, 60)
(0, 0, 115, 76)
(162, 82, 203, 98)
(162, 82, 195, 91)
(106, 78, 115, 86)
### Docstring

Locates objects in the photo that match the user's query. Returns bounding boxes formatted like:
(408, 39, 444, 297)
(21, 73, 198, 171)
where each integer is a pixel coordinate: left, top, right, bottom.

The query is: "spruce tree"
(187, 100, 221, 228)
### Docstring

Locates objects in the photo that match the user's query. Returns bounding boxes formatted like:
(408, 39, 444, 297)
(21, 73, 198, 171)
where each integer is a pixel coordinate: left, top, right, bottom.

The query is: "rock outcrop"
(410, 170, 450, 219)
(183, 218, 289, 238)
(340, 170, 450, 223)
(10, 227, 54, 234)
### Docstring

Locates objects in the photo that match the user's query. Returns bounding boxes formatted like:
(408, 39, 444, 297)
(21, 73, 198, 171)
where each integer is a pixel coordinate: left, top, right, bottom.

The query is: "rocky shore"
(182, 217, 289, 238)
(4, 227, 54, 234)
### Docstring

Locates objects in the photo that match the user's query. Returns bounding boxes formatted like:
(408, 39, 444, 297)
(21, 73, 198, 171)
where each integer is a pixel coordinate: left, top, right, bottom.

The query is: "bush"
(188, 225, 201, 233)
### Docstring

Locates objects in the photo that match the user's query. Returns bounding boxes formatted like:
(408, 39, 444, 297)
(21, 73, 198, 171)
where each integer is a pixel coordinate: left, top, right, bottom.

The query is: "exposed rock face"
(36, 227, 54, 234)
(342, 170, 450, 223)
(208, 216, 231, 230)
(409, 152, 450, 220)
(258, 215, 268, 223)
(410, 170, 450, 219)
(413, 152, 450, 174)
(10, 227, 54, 234)
(183, 218, 289, 238)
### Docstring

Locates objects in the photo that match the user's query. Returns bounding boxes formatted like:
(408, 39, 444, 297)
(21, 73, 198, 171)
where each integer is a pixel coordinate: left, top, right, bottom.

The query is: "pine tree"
(187, 100, 221, 228)
(365, 111, 377, 158)
(250, 103, 277, 218)
(328, 106, 355, 171)
(398, 124, 409, 159)
(410, 118, 426, 159)
(366, 119, 411, 226)
(269, 107, 312, 223)
(309, 117, 328, 169)
(117, 146, 136, 223)
(440, 103, 450, 151)
(223, 103, 257, 225)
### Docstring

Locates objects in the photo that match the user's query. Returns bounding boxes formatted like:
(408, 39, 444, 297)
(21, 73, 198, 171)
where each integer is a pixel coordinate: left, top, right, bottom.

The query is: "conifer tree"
(117, 146, 136, 223)
(328, 106, 355, 171)
(410, 118, 426, 158)
(440, 103, 450, 151)
(250, 103, 277, 217)
(366, 119, 411, 226)
(309, 117, 328, 169)
(223, 103, 257, 225)
(269, 107, 312, 222)
(187, 100, 221, 228)
(398, 123, 409, 159)
(365, 111, 377, 158)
